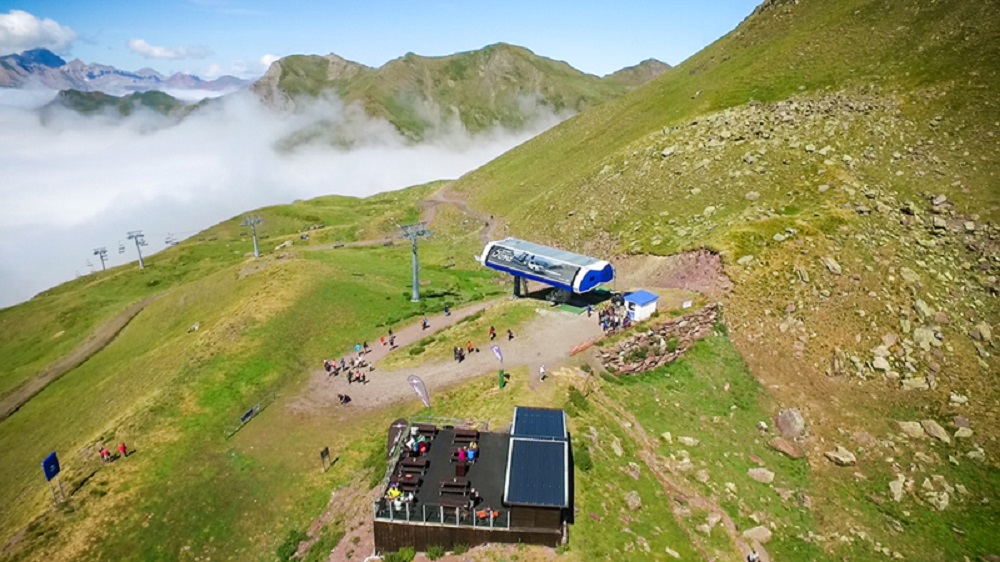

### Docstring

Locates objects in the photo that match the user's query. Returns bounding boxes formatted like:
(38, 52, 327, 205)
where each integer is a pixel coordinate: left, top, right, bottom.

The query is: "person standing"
(539, 365, 546, 381)
(489, 326, 496, 340)
(507, 328, 514, 341)
(444, 305, 451, 316)
(118, 442, 128, 458)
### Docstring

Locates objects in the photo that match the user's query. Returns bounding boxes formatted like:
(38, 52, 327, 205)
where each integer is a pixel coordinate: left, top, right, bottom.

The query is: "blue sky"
(1, 1, 760, 78)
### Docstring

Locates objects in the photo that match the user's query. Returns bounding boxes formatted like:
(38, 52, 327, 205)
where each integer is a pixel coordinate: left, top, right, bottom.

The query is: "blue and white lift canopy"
(479, 237, 614, 294)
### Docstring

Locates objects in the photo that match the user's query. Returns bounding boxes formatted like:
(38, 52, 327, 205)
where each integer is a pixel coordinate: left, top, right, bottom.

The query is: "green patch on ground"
(382, 300, 538, 369)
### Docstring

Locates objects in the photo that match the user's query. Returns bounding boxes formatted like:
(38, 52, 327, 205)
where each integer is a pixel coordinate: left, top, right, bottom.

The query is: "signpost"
(41, 452, 64, 504)
(491, 345, 506, 389)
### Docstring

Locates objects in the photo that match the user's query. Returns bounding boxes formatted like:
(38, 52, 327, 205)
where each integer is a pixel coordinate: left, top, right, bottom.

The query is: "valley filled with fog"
(0, 90, 563, 308)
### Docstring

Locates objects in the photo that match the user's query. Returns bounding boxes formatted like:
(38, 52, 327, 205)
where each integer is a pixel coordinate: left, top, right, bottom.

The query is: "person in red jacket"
(118, 442, 128, 458)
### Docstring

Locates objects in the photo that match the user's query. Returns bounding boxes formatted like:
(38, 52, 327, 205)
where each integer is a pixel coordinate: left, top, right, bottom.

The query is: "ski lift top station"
(478, 237, 614, 294)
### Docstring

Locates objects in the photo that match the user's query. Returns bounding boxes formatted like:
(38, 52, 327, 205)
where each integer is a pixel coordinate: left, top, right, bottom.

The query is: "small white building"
(624, 290, 659, 322)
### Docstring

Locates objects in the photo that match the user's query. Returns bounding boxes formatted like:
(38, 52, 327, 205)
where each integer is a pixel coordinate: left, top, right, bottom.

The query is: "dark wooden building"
(373, 408, 571, 553)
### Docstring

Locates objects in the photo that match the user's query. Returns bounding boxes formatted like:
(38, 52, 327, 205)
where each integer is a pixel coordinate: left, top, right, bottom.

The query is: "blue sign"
(41, 452, 60, 482)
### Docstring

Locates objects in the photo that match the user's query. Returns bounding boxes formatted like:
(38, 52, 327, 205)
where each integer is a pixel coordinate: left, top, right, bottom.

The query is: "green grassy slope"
(0, 181, 509, 560)
(454, 0, 999, 224)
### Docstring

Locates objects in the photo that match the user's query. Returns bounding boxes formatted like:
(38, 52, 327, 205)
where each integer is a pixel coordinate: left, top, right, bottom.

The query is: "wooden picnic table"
(438, 497, 468, 509)
(401, 457, 428, 468)
(413, 423, 437, 437)
(393, 473, 422, 486)
(439, 476, 468, 487)
(453, 428, 478, 439)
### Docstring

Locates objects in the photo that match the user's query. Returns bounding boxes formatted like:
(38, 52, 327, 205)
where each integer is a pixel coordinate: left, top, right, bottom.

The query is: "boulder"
(954, 427, 973, 439)
(737, 255, 755, 266)
(889, 474, 906, 502)
(625, 490, 642, 512)
(820, 256, 842, 275)
(824, 446, 857, 466)
(748, 468, 775, 484)
(677, 436, 700, 447)
(742, 526, 773, 543)
(769, 437, 804, 459)
(897, 421, 926, 439)
(913, 299, 934, 320)
(774, 408, 806, 439)
(920, 420, 951, 444)
(970, 321, 992, 341)
(901, 377, 930, 391)
(872, 356, 891, 371)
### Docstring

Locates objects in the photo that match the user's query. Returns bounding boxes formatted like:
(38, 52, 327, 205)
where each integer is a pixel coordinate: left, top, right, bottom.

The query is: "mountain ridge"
(0, 48, 249, 94)
(251, 43, 664, 140)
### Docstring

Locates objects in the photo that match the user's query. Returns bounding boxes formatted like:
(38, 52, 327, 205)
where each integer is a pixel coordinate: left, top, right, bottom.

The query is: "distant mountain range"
(0, 48, 248, 94)
(252, 43, 671, 140)
(15, 44, 671, 144)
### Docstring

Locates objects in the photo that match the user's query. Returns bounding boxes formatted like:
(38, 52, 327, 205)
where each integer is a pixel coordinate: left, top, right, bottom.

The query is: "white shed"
(624, 290, 659, 322)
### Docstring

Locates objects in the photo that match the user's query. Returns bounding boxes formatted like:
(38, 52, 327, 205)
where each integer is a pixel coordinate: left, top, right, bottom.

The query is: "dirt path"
(586, 383, 771, 562)
(0, 294, 163, 422)
(308, 184, 500, 254)
(422, 186, 500, 246)
(288, 302, 602, 415)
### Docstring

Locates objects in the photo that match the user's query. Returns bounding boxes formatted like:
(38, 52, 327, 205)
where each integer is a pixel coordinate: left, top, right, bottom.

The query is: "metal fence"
(373, 500, 510, 530)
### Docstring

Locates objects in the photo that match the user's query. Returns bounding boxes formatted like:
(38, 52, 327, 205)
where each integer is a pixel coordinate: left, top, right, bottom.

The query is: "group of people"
(596, 302, 630, 333)
(385, 484, 415, 511)
(406, 434, 430, 455)
(98, 442, 128, 463)
(452, 326, 514, 364)
(456, 440, 478, 463)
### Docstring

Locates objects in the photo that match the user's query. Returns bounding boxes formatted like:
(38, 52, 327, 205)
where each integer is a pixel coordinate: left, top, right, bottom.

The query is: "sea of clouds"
(0, 89, 565, 308)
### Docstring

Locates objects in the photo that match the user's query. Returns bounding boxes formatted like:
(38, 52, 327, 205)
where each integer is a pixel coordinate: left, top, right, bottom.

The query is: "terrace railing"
(373, 500, 510, 530)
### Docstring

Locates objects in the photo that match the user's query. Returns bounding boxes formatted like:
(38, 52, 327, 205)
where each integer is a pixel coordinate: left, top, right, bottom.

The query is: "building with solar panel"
(373, 407, 572, 553)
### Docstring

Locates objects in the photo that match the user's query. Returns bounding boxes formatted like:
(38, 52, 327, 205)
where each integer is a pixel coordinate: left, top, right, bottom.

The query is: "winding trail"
(0, 294, 163, 423)
(307, 184, 501, 253)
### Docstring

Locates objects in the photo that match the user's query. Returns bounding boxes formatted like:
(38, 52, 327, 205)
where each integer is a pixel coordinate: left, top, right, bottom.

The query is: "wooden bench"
(438, 497, 468, 509)
(452, 429, 478, 445)
(439, 476, 469, 496)
(400, 458, 428, 469)
(413, 423, 437, 439)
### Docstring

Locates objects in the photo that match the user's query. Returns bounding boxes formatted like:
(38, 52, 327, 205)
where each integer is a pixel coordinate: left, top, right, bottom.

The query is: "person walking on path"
(586, 304, 592, 317)
(422, 317, 429, 330)
(489, 326, 496, 340)
(539, 365, 547, 381)
(507, 328, 514, 341)
(444, 305, 451, 316)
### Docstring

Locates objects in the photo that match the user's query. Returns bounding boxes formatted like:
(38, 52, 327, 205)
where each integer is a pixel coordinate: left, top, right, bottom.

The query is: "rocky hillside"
(251, 43, 654, 140)
(449, 0, 999, 555)
(0, 48, 247, 93)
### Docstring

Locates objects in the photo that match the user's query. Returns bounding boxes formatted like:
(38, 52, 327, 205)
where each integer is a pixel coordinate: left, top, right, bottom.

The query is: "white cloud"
(0, 90, 567, 307)
(260, 53, 280, 69)
(0, 10, 76, 56)
(127, 38, 213, 60)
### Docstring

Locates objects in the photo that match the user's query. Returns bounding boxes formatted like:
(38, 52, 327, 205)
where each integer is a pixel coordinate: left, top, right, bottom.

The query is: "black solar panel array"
(505, 439, 567, 507)
(511, 407, 566, 441)
(505, 407, 570, 507)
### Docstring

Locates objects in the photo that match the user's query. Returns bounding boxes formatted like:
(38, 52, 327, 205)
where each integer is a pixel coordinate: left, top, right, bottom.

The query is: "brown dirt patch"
(615, 249, 732, 300)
